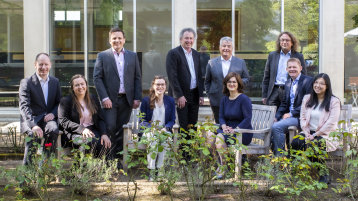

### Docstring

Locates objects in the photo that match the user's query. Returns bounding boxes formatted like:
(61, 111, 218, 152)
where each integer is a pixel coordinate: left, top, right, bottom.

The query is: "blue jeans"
(271, 117, 299, 156)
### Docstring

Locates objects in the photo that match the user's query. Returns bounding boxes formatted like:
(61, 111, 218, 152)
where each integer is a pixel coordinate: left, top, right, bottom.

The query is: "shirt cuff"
(102, 97, 109, 102)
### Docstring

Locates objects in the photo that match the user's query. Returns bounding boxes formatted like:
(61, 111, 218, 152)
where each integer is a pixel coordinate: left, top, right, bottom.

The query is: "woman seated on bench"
(206, 72, 253, 179)
(291, 73, 340, 184)
(140, 75, 175, 181)
(58, 74, 111, 156)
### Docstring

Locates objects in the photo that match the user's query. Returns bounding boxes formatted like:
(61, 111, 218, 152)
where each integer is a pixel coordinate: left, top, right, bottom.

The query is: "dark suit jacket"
(275, 74, 313, 120)
(19, 74, 61, 134)
(93, 48, 142, 106)
(140, 95, 176, 130)
(262, 51, 306, 101)
(58, 95, 107, 138)
(166, 46, 204, 99)
(199, 52, 210, 78)
(205, 56, 250, 107)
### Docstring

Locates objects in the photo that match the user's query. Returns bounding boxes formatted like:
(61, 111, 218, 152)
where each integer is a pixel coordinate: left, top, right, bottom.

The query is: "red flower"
(45, 143, 52, 148)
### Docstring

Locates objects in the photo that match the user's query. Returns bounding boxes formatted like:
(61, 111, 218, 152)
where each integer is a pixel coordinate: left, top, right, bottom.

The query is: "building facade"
(0, 0, 357, 107)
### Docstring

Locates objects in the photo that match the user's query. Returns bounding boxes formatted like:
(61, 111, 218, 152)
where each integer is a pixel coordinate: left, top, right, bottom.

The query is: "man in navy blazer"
(205, 36, 250, 123)
(19, 53, 61, 165)
(93, 27, 142, 159)
(262, 32, 307, 108)
(166, 28, 204, 131)
(271, 58, 313, 156)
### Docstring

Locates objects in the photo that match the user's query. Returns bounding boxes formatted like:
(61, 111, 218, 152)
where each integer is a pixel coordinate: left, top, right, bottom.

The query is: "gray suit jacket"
(262, 51, 306, 102)
(93, 48, 142, 106)
(205, 56, 250, 107)
(19, 74, 61, 134)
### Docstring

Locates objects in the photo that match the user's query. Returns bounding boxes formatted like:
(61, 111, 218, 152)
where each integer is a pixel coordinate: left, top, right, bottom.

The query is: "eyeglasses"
(227, 81, 237, 84)
(154, 83, 166, 87)
(314, 81, 326, 86)
(280, 39, 291, 42)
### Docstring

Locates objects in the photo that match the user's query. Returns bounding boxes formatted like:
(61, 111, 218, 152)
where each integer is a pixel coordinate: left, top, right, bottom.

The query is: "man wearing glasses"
(262, 32, 307, 108)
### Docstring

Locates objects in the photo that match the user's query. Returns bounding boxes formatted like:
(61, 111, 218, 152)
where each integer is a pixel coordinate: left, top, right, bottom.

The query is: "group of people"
(19, 27, 341, 183)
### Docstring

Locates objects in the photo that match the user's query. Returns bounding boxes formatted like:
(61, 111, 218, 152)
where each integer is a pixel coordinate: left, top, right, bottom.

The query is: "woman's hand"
(101, 134, 111, 149)
(82, 128, 95, 139)
(305, 134, 314, 141)
(223, 125, 234, 134)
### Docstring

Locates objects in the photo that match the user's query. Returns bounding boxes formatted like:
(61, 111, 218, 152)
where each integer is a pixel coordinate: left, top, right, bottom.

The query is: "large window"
(136, 0, 171, 91)
(0, 0, 23, 106)
(50, 0, 84, 94)
(344, 0, 358, 105)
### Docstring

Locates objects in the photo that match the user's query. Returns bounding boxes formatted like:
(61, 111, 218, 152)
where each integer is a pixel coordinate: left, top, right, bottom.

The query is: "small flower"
(45, 143, 52, 148)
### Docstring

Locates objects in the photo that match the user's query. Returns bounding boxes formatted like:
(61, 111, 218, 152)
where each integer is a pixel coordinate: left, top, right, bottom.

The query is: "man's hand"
(101, 134, 111, 149)
(262, 98, 267, 105)
(282, 113, 291, 119)
(305, 134, 314, 141)
(82, 128, 95, 139)
(199, 97, 204, 105)
(133, 100, 140, 109)
(102, 99, 112, 109)
(177, 96, 187, 109)
(32, 126, 43, 138)
(44, 113, 55, 122)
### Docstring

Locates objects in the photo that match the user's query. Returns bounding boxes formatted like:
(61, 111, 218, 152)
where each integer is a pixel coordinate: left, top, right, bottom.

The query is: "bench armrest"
(234, 128, 270, 134)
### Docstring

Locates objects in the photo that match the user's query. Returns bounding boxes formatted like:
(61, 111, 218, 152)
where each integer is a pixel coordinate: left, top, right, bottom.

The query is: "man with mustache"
(271, 58, 312, 156)
(205, 36, 250, 123)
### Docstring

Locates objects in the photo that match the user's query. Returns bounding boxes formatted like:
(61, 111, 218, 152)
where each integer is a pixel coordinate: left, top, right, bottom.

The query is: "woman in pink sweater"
(291, 73, 341, 184)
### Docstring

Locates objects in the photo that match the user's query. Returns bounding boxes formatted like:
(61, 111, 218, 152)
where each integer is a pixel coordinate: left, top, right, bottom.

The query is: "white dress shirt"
(182, 46, 197, 89)
(36, 73, 49, 105)
(221, 56, 232, 78)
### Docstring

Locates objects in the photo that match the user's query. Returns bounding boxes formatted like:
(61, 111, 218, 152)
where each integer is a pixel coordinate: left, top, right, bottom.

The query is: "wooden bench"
(288, 104, 352, 168)
(122, 108, 179, 172)
(233, 104, 277, 178)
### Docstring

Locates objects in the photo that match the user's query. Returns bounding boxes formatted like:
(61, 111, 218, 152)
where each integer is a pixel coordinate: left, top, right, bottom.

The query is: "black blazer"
(19, 73, 61, 134)
(58, 95, 107, 138)
(275, 74, 313, 120)
(166, 46, 204, 99)
(262, 51, 306, 100)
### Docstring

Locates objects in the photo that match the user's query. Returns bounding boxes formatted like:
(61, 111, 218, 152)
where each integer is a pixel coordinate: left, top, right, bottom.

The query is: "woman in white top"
(58, 74, 111, 156)
(291, 73, 341, 184)
(140, 76, 176, 180)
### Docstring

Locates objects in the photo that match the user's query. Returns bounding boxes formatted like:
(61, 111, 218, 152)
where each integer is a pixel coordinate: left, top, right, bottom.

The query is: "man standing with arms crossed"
(166, 28, 204, 132)
(262, 32, 306, 108)
(94, 27, 142, 162)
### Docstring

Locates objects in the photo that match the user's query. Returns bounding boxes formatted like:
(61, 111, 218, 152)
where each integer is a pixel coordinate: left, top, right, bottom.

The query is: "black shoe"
(242, 154, 248, 164)
(117, 161, 123, 170)
(319, 175, 331, 184)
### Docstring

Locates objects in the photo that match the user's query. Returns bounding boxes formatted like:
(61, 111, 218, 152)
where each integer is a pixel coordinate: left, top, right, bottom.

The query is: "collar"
(112, 47, 125, 55)
(36, 73, 49, 82)
(280, 49, 291, 56)
(221, 56, 232, 62)
(181, 46, 192, 54)
(291, 73, 302, 83)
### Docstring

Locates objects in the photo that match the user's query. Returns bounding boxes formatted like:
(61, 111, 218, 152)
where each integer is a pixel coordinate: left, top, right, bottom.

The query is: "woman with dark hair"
(58, 74, 111, 155)
(291, 73, 341, 184)
(206, 72, 252, 178)
(140, 75, 176, 180)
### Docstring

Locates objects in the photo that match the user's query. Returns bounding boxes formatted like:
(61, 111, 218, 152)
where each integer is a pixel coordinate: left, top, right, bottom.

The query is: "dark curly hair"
(276, 31, 299, 53)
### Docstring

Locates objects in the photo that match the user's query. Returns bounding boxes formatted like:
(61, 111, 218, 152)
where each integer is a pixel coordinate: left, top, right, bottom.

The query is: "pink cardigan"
(300, 94, 341, 152)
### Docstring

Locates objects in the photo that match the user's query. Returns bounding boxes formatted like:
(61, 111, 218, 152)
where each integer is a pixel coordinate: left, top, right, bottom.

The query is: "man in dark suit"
(205, 36, 250, 123)
(199, 45, 210, 90)
(166, 28, 204, 131)
(262, 32, 307, 108)
(271, 58, 312, 156)
(19, 53, 61, 165)
(93, 27, 142, 160)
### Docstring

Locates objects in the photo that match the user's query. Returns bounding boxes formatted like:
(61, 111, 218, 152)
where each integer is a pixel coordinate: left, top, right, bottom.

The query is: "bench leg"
(235, 150, 242, 180)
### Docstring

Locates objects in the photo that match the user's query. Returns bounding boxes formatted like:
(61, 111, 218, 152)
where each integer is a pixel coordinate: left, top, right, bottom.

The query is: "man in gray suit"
(93, 27, 142, 160)
(19, 53, 61, 165)
(262, 32, 306, 108)
(205, 36, 250, 123)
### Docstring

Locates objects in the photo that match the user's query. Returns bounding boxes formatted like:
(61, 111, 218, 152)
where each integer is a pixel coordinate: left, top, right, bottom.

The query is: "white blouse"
(151, 102, 165, 127)
(309, 104, 322, 131)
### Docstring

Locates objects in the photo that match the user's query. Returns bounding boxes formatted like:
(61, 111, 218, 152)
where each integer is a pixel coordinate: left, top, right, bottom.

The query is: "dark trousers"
(63, 125, 108, 158)
(291, 133, 326, 164)
(177, 88, 199, 132)
(104, 95, 132, 159)
(23, 119, 59, 165)
(267, 85, 285, 108)
(211, 106, 220, 124)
